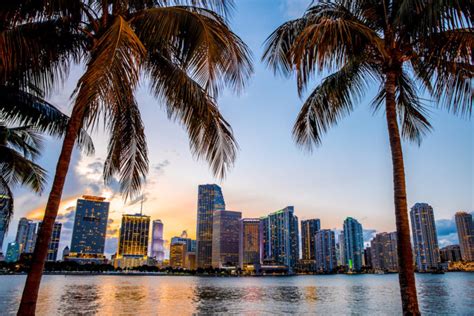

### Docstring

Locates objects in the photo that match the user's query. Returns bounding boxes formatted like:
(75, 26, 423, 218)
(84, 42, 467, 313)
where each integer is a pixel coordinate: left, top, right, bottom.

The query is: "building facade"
(150, 219, 165, 262)
(370, 232, 398, 272)
(314, 229, 337, 273)
(410, 203, 440, 271)
(212, 210, 241, 268)
(70, 196, 110, 257)
(301, 219, 320, 260)
(440, 245, 462, 263)
(239, 218, 260, 269)
(343, 217, 364, 271)
(196, 184, 225, 268)
(37, 221, 62, 261)
(261, 206, 299, 270)
(170, 242, 187, 269)
(0, 195, 12, 253)
(5, 242, 20, 262)
(15, 217, 37, 253)
(118, 214, 150, 257)
(455, 211, 474, 262)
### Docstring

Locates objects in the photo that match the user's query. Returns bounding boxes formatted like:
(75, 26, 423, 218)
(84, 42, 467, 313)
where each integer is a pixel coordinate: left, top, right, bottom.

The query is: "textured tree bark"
(17, 103, 85, 316)
(385, 70, 420, 315)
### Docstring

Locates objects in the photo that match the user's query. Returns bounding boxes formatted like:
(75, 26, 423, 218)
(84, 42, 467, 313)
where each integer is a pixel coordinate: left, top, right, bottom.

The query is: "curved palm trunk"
(17, 104, 85, 316)
(385, 71, 420, 315)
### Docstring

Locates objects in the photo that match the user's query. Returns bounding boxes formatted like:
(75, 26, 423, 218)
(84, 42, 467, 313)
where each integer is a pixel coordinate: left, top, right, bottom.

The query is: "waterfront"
(0, 273, 472, 315)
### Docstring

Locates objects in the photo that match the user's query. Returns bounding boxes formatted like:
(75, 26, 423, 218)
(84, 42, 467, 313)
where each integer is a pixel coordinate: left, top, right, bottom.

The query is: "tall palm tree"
(3, 0, 252, 314)
(263, 1, 472, 314)
(0, 124, 46, 237)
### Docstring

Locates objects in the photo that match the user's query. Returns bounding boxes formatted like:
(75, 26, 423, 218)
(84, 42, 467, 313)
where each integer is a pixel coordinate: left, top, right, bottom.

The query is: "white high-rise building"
(410, 203, 440, 271)
(151, 219, 165, 262)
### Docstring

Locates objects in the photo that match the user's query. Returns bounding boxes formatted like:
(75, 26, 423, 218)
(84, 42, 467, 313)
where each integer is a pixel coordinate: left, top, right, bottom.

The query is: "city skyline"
(4, 0, 471, 258)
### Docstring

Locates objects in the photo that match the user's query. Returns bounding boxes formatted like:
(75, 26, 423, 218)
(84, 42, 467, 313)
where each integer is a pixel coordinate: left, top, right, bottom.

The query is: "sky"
(5, 0, 473, 256)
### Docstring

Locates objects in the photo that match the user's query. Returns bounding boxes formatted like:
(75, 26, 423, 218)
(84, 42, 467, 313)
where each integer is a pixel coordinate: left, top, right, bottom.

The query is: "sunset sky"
(5, 0, 473, 256)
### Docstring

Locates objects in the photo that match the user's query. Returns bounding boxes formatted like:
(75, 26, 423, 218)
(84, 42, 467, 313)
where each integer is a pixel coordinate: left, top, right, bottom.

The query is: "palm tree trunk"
(17, 104, 85, 316)
(385, 71, 420, 315)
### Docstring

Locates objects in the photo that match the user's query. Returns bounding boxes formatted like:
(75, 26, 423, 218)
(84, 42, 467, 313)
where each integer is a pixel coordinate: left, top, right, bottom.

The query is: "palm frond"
(132, 6, 252, 97)
(145, 51, 237, 178)
(0, 124, 43, 160)
(0, 146, 47, 193)
(293, 58, 374, 149)
(129, 0, 233, 17)
(0, 176, 14, 234)
(103, 95, 148, 201)
(0, 85, 95, 155)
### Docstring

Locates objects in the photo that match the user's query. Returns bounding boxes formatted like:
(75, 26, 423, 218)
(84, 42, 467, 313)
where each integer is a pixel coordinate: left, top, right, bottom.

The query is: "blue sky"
(5, 0, 473, 255)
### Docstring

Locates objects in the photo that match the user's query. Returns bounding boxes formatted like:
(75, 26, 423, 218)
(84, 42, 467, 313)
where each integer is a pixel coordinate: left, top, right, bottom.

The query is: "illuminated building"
(455, 211, 474, 262)
(0, 195, 11, 253)
(338, 231, 345, 266)
(186, 252, 196, 270)
(261, 206, 299, 270)
(70, 196, 109, 257)
(171, 231, 196, 253)
(370, 232, 398, 272)
(5, 242, 20, 262)
(410, 203, 440, 271)
(37, 222, 62, 261)
(440, 245, 462, 263)
(212, 210, 241, 268)
(15, 218, 37, 253)
(114, 213, 150, 269)
(196, 184, 225, 268)
(170, 242, 187, 268)
(239, 218, 260, 269)
(301, 219, 320, 260)
(314, 229, 337, 273)
(150, 220, 165, 262)
(343, 217, 364, 272)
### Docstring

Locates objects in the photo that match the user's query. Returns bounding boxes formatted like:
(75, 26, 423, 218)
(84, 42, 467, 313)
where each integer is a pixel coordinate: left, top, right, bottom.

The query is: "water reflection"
(0, 274, 472, 315)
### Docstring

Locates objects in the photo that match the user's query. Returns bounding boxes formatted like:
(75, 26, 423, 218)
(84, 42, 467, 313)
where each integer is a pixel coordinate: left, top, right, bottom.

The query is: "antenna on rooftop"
(140, 194, 144, 215)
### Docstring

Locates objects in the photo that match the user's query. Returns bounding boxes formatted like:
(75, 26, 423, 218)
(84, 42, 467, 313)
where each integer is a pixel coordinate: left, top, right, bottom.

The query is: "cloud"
(153, 159, 170, 173)
(280, 0, 313, 18)
(56, 206, 76, 229)
(436, 217, 459, 247)
(105, 237, 118, 255)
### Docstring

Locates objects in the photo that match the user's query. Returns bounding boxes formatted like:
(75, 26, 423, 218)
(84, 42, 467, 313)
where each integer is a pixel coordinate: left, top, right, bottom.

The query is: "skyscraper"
(261, 206, 299, 270)
(5, 242, 20, 262)
(455, 211, 473, 262)
(239, 218, 261, 269)
(440, 245, 462, 263)
(196, 184, 225, 268)
(338, 231, 345, 266)
(0, 195, 11, 253)
(370, 232, 398, 272)
(15, 217, 37, 253)
(212, 210, 241, 268)
(170, 242, 187, 269)
(150, 220, 165, 262)
(115, 213, 150, 269)
(38, 222, 62, 261)
(410, 203, 440, 271)
(315, 229, 337, 273)
(70, 196, 109, 257)
(301, 219, 320, 260)
(343, 217, 364, 272)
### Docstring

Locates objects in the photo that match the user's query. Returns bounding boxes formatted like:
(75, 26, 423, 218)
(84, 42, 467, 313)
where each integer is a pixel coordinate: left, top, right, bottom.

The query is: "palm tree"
(263, 1, 472, 314)
(0, 124, 46, 237)
(4, 0, 252, 314)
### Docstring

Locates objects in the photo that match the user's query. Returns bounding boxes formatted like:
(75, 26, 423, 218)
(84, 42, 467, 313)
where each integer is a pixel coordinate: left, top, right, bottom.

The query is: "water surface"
(0, 273, 472, 315)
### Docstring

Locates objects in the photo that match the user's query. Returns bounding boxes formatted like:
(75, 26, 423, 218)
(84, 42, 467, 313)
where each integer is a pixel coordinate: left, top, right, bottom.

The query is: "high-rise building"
(0, 195, 12, 252)
(150, 220, 165, 262)
(5, 242, 20, 262)
(338, 231, 345, 266)
(343, 217, 364, 271)
(62, 246, 70, 260)
(261, 206, 299, 270)
(37, 222, 62, 261)
(301, 219, 320, 260)
(455, 211, 474, 262)
(440, 245, 462, 263)
(314, 229, 337, 273)
(70, 196, 110, 257)
(118, 214, 150, 257)
(239, 218, 260, 269)
(114, 213, 150, 269)
(410, 203, 440, 271)
(196, 184, 225, 268)
(170, 242, 187, 269)
(364, 247, 372, 268)
(370, 232, 398, 272)
(15, 218, 37, 253)
(171, 231, 196, 253)
(212, 210, 241, 268)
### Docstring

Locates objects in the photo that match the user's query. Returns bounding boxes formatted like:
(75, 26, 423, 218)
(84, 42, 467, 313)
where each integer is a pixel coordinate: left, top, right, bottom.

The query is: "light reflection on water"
(0, 273, 472, 315)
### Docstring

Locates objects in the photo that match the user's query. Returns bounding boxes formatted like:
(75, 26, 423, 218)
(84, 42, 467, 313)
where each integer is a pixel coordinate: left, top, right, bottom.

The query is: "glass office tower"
(410, 203, 440, 271)
(343, 217, 364, 272)
(301, 219, 321, 260)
